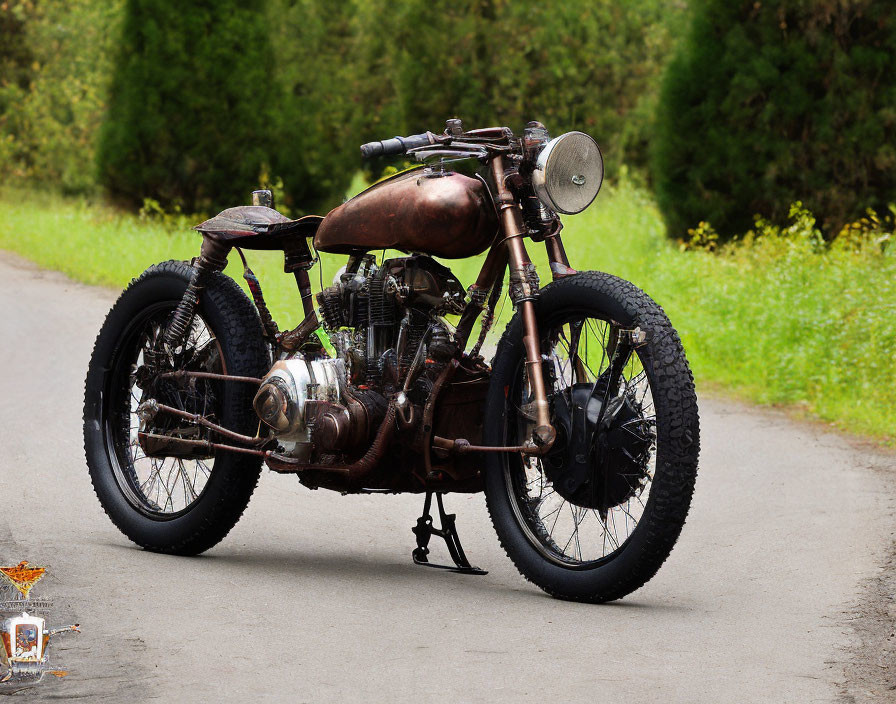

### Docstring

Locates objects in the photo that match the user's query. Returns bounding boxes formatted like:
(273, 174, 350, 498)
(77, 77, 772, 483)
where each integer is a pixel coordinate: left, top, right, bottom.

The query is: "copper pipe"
(157, 370, 262, 385)
(454, 235, 508, 351)
(293, 268, 315, 318)
(210, 443, 269, 457)
(422, 359, 460, 477)
(545, 230, 577, 279)
(279, 310, 321, 352)
(545, 230, 569, 265)
(473, 234, 510, 290)
(432, 435, 546, 456)
(265, 403, 398, 489)
(519, 300, 553, 445)
(138, 432, 269, 457)
(151, 402, 267, 446)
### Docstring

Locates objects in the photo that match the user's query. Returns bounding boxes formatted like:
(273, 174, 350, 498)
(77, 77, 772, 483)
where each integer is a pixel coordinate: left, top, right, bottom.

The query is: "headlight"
(532, 131, 603, 215)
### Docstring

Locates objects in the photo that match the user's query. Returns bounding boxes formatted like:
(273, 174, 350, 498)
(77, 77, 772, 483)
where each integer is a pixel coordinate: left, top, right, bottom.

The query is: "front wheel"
(484, 271, 699, 602)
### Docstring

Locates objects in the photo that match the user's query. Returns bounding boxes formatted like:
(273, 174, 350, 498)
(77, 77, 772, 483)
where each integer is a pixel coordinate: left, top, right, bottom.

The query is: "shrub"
(352, 0, 686, 178)
(97, 0, 278, 212)
(264, 0, 358, 214)
(4, 0, 687, 210)
(652, 0, 896, 241)
(0, 0, 123, 193)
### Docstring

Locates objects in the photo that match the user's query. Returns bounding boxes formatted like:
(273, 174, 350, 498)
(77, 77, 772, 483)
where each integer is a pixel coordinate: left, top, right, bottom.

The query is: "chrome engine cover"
(253, 358, 346, 459)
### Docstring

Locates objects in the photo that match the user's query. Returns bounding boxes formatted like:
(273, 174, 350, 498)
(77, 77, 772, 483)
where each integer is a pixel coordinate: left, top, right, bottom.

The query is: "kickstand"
(412, 492, 487, 575)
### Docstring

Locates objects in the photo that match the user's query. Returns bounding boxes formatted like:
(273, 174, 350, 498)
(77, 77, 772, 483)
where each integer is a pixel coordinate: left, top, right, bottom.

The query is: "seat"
(193, 206, 323, 251)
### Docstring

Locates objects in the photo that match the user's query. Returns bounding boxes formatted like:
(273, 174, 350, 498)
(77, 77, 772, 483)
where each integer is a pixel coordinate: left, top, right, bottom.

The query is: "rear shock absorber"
(163, 237, 230, 350)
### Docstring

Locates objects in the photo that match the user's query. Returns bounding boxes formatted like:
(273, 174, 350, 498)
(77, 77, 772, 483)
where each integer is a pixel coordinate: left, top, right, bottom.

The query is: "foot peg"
(412, 492, 487, 575)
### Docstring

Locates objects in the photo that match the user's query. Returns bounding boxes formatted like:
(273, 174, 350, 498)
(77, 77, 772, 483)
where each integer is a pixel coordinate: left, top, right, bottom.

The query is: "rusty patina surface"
(314, 169, 498, 259)
(194, 206, 322, 250)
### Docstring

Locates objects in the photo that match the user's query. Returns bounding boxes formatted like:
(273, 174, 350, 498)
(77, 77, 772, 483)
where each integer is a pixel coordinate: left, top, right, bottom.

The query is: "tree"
(351, 0, 685, 179)
(1, 1, 124, 192)
(265, 0, 358, 214)
(97, 0, 278, 212)
(652, 0, 896, 240)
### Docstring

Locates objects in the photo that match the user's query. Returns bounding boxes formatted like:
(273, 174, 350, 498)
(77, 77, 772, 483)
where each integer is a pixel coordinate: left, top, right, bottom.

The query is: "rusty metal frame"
(413, 150, 572, 459)
(137, 432, 271, 458)
(157, 124, 580, 485)
(140, 400, 269, 447)
(156, 370, 262, 385)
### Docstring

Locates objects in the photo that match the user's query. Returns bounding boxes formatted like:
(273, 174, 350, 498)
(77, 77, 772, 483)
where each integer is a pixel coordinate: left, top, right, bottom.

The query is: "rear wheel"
(83, 260, 269, 555)
(484, 271, 699, 602)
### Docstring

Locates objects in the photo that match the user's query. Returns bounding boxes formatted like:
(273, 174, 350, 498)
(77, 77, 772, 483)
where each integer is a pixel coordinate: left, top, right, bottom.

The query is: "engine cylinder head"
(316, 285, 345, 330)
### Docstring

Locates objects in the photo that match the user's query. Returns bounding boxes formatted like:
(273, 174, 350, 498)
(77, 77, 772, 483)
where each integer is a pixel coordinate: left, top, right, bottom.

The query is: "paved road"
(0, 251, 893, 703)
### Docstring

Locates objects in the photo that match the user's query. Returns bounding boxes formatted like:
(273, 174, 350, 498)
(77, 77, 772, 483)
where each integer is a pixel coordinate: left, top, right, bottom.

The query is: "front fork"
(488, 155, 563, 451)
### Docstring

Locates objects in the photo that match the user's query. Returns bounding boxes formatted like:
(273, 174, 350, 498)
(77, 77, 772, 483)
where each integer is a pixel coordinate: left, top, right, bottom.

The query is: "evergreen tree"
(265, 0, 357, 214)
(652, 0, 896, 240)
(351, 0, 685, 179)
(97, 0, 277, 212)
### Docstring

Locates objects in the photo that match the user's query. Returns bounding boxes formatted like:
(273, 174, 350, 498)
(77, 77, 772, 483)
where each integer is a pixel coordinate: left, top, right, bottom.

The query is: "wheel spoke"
(111, 309, 220, 515)
(503, 310, 657, 566)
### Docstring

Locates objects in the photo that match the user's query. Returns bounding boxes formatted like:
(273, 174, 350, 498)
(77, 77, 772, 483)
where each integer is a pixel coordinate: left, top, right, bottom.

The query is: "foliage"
(0, 1, 33, 94)
(0, 0, 123, 193)
(264, 0, 358, 214)
(831, 205, 895, 254)
(4, 184, 896, 445)
(2, 0, 685, 209)
(96, 0, 278, 212)
(681, 221, 719, 252)
(653, 0, 896, 241)
(352, 0, 687, 178)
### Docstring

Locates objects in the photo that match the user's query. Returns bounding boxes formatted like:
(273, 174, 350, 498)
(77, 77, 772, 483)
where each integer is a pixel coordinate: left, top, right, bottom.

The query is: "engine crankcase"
(254, 358, 366, 459)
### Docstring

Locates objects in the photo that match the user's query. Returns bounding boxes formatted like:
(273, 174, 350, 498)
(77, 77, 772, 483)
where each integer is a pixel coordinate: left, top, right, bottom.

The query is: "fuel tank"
(314, 168, 498, 259)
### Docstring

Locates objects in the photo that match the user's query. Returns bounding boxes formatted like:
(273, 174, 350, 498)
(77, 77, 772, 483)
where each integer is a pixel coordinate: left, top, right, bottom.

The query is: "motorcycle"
(83, 119, 700, 602)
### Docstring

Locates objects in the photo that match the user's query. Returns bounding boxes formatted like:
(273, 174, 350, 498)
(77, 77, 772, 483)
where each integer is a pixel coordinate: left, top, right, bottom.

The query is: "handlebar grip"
(360, 132, 434, 160)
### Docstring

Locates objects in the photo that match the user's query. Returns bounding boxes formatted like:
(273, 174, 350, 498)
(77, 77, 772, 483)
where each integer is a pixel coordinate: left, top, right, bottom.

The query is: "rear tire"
(484, 271, 699, 602)
(83, 260, 270, 555)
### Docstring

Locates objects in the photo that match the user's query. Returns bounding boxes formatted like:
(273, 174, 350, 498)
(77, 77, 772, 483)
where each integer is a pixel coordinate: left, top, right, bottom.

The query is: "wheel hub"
(544, 382, 654, 512)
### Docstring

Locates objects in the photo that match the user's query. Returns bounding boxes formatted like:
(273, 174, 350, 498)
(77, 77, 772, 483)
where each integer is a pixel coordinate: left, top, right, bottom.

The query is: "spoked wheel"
(113, 309, 222, 517)
(484, 272, 699, 602)
(84, 260, 269, 555)
(508, 316, 656, 565)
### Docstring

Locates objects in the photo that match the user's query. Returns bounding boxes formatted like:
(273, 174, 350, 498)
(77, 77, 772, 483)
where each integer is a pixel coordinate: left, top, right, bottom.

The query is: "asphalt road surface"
(0, 251, 893, 703)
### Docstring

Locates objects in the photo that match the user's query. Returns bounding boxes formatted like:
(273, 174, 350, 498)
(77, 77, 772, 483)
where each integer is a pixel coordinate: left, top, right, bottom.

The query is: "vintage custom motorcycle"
(83, 119, 699, 602)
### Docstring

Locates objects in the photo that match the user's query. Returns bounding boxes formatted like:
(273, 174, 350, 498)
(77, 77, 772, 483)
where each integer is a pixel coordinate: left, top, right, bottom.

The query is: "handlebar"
(360, 132, 436, 160)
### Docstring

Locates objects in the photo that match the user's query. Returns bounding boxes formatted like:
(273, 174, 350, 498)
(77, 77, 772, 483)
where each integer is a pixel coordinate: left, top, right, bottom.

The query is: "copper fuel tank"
(314, 168, 498, 259)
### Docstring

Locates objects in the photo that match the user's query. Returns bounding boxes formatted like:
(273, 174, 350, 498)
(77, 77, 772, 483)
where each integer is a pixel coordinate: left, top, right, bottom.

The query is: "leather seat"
(194, 206, 323, 250)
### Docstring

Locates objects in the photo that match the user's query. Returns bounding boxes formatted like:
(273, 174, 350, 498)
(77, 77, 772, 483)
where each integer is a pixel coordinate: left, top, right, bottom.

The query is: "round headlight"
(532, 131, 603, 215)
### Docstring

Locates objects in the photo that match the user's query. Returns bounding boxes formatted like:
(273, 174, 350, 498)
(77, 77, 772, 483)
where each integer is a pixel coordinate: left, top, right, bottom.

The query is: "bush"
(652, 0, 896, 241)
(3, 0, 686, 210)
(264, 0, 358, 214)
(97, 0, 278, 213)
(0, 0, 123, 194)
(351, 0, 686, 178)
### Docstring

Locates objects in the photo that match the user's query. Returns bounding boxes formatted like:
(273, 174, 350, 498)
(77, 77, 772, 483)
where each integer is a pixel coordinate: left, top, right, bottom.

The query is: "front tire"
(83, 260, 270, 555)
(484, 271, 699, 602)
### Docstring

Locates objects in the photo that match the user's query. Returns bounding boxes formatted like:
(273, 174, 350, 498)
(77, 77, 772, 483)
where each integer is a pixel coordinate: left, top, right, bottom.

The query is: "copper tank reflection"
(314, 168, 498, 259)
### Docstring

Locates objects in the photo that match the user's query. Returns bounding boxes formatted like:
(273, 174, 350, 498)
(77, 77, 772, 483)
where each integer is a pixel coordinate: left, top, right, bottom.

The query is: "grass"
(1, 182, 893, 444)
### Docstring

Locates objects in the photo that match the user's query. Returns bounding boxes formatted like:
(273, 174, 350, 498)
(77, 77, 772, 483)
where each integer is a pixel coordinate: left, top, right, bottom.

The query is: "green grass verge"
(2, 184, 893, 444)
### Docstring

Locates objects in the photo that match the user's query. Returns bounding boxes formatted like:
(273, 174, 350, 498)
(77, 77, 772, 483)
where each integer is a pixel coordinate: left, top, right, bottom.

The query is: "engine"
(253, 254, 466, 461)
